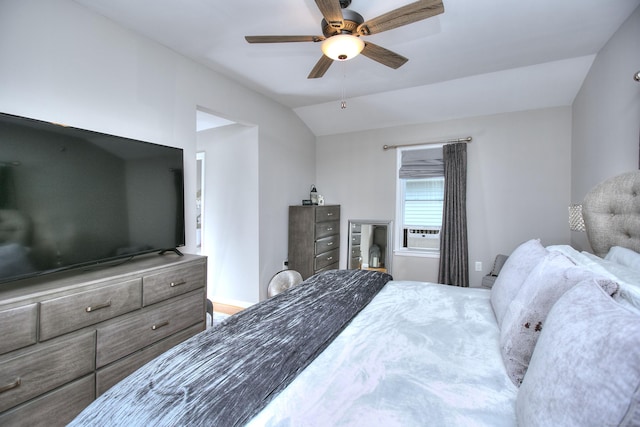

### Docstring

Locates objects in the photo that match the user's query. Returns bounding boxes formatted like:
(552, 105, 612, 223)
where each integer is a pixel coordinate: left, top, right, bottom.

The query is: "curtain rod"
(382, 137, 472, 151)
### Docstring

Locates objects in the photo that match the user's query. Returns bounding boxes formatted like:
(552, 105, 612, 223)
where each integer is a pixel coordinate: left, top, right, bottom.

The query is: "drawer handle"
(327, 256, 333, 261)
(327, 242, 334, 246)
(327, 212, 334, 216)
(151, 320, 170, 330)
(327, 227, 333, 231)
(170, 281, 187, 287)
(0, 378, 21, 394)
(86, 301, 112, 313)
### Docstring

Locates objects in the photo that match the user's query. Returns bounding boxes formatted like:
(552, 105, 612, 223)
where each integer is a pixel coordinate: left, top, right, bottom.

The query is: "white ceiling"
(74, 0, 639, 136)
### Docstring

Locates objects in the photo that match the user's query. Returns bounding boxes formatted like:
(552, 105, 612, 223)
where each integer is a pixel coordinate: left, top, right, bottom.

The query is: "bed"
(70, 171, 640, 427)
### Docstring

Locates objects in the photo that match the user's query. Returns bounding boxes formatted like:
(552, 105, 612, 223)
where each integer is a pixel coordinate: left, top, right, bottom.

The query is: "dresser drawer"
(349, 256, 362, 269)
(315, 205, 340, 222)
(96, 290, 204, 368)
(96, 323, 203, 396)
(315, 220, 339, 239)
(0, 331, 95, 413)
(0, 303, 37, 355)
(39, 279, 142, 341)
(315, 235, 339, 254)
(350, 245, 361, 258)
(315, 248, 339, 271)
(143, 263, 206, 306)
(350, 233, 361, 245)
(0, 374, 94, 427)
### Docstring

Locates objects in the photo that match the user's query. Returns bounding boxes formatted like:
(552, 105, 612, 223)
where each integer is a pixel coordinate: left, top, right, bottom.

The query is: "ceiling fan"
(245, 0, 444, 79)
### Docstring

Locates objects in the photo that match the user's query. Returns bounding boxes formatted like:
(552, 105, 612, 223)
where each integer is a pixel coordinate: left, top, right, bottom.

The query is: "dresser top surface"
(0, 253, 206, 305)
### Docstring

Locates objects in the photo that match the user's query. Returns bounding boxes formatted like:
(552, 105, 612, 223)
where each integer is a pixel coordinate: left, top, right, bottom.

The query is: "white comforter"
(248, 281, 517, 427)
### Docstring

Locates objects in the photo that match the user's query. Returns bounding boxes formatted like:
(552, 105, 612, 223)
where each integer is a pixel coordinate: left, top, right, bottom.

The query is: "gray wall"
(317, 107, 572, 287)
(317, 5, 639, 287)
(0, 0, 636, 299)
(571, 5, 640, 251)
(0, 0, 316, 304)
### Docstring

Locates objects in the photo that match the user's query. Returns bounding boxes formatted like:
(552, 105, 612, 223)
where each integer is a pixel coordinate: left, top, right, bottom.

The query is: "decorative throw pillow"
(517, 279, 640, 427)
(499, 251, 617, 386)
(490, 239, 547, 327)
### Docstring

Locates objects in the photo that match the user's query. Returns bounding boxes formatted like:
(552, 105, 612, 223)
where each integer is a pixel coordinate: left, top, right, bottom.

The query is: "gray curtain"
(438, 143, 469, 287)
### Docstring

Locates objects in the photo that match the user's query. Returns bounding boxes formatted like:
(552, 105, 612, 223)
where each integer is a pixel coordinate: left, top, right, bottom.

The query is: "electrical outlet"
(475, 261, 482, 272)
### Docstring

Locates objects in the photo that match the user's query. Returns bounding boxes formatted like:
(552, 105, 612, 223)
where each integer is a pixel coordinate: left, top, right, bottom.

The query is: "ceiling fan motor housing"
(321, 9, 364, 37)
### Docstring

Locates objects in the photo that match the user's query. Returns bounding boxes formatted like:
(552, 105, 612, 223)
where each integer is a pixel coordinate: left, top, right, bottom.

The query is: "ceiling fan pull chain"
(340, 61, 348, 109)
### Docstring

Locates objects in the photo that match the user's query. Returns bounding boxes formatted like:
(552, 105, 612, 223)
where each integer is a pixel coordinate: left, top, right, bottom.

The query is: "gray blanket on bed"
(70, 269, 392, 427)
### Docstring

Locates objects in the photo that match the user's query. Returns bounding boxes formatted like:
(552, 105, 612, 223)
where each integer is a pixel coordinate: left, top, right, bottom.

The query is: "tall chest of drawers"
(0, 253, 207, 426)
(288, 205, 340, 279)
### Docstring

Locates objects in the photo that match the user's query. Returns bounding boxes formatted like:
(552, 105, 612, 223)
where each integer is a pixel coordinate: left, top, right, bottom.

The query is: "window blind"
(404, 178, 444, 226)
(399, 148, 444, 179)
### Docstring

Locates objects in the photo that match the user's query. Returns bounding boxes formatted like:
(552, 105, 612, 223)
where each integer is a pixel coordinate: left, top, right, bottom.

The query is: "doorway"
(195, 109, 235, 255)
(196, 151, 205, 254)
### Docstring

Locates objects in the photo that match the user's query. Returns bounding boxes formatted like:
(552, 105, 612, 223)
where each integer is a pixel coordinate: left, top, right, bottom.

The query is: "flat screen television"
(0, 112, 185, 284)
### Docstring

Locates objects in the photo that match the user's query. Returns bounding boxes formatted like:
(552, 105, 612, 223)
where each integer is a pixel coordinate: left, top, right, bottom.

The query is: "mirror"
(348, 220, 393, 275)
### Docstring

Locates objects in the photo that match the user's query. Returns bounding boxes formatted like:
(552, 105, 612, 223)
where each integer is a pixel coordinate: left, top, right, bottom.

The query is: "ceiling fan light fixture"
(321, 34, 364, 61)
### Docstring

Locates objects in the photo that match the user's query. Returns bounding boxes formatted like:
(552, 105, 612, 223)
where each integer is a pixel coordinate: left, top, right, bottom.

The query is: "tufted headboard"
(582, 171, 640, 257)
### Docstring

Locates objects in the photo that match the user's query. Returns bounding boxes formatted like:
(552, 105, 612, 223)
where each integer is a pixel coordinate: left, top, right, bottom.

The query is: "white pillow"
(490, 239, 547, 327)
(546, 244, 588, 264)
(548, 246, 640, 312)
(605, 246, 640, 271)
(580, 251, 640, 311)
(517, 279, 640, 427)
(500, 252, 616, 386)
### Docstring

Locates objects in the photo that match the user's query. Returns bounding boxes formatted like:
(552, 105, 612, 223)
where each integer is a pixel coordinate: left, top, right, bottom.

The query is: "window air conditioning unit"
(404, 228, 440, 250)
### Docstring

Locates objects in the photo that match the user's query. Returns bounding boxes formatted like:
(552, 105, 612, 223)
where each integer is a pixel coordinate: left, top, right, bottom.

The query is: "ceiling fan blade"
(357, 0, 444, 36)
(245, 35, 324, 43)
(361, 42, 408, 69)
(315, 0, 345, 30)
(308, 55, 333, 79)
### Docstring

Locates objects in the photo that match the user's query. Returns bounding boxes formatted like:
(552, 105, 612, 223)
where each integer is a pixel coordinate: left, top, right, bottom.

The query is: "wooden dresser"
(0, 253, 207, 426)
(288, 205, 340, 279)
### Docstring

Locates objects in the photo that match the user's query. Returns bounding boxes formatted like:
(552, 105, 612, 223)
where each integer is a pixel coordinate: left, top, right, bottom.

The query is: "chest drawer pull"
(151, 320, 170, 331)
(170, 281, 187, 288)
(327, 242, 334, 246)
(85, 301, 112, 313)
(327, 256, 333, 261)
(0, 378, 21, 394)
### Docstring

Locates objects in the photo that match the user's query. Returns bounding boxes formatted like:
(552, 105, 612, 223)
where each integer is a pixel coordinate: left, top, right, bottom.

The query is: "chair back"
(267, 269, 303, 297)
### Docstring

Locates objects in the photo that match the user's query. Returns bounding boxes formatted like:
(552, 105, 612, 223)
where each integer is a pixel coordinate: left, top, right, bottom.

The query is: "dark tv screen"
(0, 112, 185, 284)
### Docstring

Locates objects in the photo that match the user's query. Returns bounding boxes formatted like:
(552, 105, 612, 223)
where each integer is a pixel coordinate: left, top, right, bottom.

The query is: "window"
(403, 177, 444, 227)
(396, 146, 444, 252)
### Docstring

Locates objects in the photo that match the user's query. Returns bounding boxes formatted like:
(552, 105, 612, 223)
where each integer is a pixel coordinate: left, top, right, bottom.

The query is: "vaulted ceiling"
(74, 0, 639, 136)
